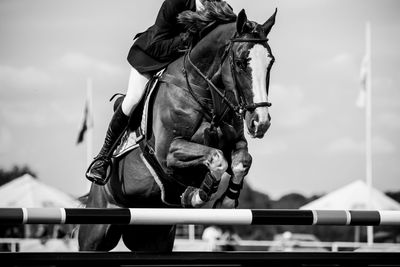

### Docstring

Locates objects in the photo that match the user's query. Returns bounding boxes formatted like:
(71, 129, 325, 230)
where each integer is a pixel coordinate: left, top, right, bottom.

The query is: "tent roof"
(0, 174, 80, 208)
(300, 180, 400, 210)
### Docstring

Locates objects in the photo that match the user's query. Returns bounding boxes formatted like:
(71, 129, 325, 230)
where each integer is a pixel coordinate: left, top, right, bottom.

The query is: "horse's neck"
(185, 23, 235, 121)
(190, 23, 234, 75)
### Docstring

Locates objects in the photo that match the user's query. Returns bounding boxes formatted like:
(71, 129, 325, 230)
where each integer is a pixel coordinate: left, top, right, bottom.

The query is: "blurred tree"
(386, 191, 400, 203)
(272, 193, 309, 209)
(0, 165, 37, 187)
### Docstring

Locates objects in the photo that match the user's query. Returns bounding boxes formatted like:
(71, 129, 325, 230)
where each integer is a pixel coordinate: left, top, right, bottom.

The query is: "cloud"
(327, 136, 396, 154)
(372, 136, 397, 154)
(322, 52, 358, 78)
(279, 106, 323, 128)
(0, 126, 12, 155)
(378, 112, 400, 130)
(329, 52, 354, 66)
(0, 98, 80, 128)
(247, 136, 289, 155)
(327, 137, 363, 154)
(0, 65, 53, 91)
(269, 83, 323, 128)
(59, 52, 122, 76)
(0, 103, 48, 127)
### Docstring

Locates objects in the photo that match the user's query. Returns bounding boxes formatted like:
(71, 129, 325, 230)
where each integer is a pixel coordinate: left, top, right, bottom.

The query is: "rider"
(86, 0, 223, 185)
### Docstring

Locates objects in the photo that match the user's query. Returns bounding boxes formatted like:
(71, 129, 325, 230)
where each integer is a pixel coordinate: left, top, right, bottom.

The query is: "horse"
(78, 3, 277, 252)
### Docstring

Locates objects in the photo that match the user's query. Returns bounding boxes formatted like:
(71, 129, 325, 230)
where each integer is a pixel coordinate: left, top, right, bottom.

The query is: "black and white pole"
(1, 208, 400, 226)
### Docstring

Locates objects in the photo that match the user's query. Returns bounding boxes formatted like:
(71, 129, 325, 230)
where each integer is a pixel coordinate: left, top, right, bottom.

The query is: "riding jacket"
(127, 0, 196, 74)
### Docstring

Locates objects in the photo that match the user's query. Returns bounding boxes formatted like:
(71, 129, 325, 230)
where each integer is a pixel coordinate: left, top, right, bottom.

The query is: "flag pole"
(365, 22, 373, 245)
(86, 78, 94, 191)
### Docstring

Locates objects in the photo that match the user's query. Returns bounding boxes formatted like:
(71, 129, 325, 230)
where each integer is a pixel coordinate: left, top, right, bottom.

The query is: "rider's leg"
(86, 67, 149, 185)
(121, 67, 150, 116)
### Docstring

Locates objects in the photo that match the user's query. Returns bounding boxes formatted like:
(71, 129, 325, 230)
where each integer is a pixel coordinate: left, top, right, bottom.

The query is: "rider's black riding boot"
(85, 105, 129, 185)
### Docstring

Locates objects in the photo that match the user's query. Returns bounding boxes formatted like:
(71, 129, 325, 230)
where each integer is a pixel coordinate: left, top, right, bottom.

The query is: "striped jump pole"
(0, 208, 400, 226)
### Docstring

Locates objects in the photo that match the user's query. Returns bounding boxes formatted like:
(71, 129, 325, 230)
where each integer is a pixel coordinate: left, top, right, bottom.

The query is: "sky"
(0, 0, 399, 200)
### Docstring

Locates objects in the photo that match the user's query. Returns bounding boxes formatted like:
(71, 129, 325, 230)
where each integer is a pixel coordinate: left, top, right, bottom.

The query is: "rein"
(183, 34, 272, 125)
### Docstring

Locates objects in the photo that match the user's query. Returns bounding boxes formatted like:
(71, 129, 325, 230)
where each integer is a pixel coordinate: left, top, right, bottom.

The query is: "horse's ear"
(236, 9, 249, 34)
(262, 8, 277, 36)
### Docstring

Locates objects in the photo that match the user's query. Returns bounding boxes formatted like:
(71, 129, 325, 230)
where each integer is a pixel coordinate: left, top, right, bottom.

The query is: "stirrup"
(85, 156, 113, 186)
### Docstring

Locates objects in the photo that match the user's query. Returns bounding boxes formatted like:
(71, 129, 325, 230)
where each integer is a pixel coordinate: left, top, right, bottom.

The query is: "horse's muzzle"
(246, 110, 271, 138)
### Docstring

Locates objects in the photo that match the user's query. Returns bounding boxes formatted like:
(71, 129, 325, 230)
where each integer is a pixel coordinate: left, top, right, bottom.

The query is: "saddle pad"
(113, 69, 165, 158)
(113, 130, 143, 158)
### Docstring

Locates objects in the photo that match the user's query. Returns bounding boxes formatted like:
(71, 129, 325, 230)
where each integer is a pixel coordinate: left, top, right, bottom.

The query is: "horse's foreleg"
(215, 140, 252, 209)
(167, 138, 228, 207)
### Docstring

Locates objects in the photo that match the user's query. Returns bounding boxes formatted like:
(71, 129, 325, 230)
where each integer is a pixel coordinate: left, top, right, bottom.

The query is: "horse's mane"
(178, 1, 237, 37)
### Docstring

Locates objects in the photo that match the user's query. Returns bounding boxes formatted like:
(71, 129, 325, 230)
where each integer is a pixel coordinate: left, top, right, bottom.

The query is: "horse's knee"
(231, 162, 249, 178)
(232, 150, 252, 171)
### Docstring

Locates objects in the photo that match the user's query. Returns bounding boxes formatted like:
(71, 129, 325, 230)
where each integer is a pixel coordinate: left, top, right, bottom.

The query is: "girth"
(137, 128, 188, 207)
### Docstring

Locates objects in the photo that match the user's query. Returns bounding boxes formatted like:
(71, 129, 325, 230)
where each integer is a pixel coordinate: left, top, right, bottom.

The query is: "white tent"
(300, 179, 400, 210)
(0, 174, 80, 208)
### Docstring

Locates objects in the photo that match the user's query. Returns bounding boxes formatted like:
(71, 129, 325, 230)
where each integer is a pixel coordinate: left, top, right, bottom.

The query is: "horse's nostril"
(268, 113, 271, 122)
(251, 119, 255, 129)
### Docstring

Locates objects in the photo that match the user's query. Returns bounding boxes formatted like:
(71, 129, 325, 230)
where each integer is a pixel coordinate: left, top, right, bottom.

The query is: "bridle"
(183, 33, 272, 124)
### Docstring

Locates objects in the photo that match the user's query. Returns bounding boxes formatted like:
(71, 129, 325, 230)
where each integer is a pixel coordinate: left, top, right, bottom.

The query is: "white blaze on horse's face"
(248, 44, 272, 132)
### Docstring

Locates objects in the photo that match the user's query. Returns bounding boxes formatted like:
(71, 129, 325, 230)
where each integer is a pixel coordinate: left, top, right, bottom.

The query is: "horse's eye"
(236, 59, 247, 70)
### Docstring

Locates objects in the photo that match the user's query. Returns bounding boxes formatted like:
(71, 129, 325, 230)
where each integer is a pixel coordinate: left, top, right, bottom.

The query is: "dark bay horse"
(79, 5, 277, 251)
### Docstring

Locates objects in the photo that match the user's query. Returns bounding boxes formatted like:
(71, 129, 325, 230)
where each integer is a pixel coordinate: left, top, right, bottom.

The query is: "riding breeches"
(121, 67, 150, 116)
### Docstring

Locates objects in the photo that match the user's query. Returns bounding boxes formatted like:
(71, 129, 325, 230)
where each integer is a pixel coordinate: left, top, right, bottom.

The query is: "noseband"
(184, 35, 272, 122)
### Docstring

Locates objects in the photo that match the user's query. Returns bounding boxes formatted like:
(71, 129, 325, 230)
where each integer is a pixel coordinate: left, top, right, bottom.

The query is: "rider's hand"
(178, 32, 192, 52)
